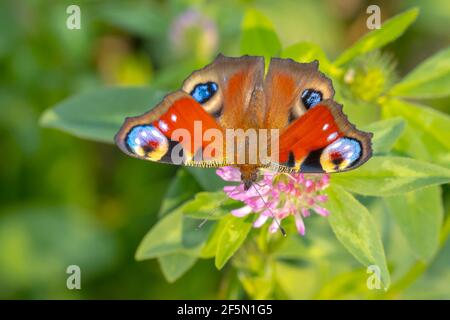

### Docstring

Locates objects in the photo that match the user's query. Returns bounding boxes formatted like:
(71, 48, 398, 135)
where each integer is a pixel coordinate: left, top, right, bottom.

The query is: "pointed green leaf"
(40, 87, 164, 143)
(389, 46, 450, 98)
(200, 219, 227, 259)
(158, 253, 197, 283)
(159, 168, 202, 217)
(215, 215, 253, 269)
(384, 186, 443, 261)
(281, 42, 332, 73)
(240, 9, 281, 59)
(362, 117, 405, 154)
(334, 8, 419, 66)
(135, 211, 214, 260)
(381, 99, 450, 166)
(332, 156, 450, 197)
(325, 185, 390, 288)
(180, 191, 240, 220)
(135, 211, 184, 260)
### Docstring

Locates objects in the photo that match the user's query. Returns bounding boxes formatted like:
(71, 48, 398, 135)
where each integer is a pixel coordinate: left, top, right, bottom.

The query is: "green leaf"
(362, 117, 405, 154)
(332, 156, 450, 197)
(281, 42, 332, 73)
(239, 273, 274, 299)
(240, 9, 281, 60)
(200, 220, 226, 259)
(157, 253, 197, 283)
(381, 99, 450, 166)
(135, 210, 213, 260)
(334, 8, 419, 66)
(215, 215, 254, 270)
(135, 211, 184, 260)
(180, 191, 240, 220)
(384, 186, 443, 261)
(325, 186, 390, 288)
(40, 87, 164, 143)
(185, 167, 227, 191)
(159, 169, 202, 217)
(389, 46, 450, 98)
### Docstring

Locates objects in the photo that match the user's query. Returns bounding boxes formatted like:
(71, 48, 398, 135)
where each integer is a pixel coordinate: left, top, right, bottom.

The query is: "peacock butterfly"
(115, 55, 372, 190)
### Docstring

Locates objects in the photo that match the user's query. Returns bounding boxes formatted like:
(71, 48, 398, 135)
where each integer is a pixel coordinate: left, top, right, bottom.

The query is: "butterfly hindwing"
(274, 99, 372, 173)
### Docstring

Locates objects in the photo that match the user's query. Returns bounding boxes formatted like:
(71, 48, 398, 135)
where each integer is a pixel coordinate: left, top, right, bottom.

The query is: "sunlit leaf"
(40, 87, 164, 143)
(200, 220, 226, 259)
(362, 117, 405, 154)
(325, 186, 390, 288)
(275, 262, 321, 299)
(135, 211, 184, 260)
(381, 99, 450, 166)
(240, 9, 281, 60)
(135, 210, 213, 260)
(239, 273, 274, 299)
(215, 215, 254, 269)
(281, 42, 332, 73)
(334, 8, 419, 66)
(385, 186, 443, 261)
(332, 156, 450, 196)
(389, 46, 450, 98)
(180, 191, 240, 220)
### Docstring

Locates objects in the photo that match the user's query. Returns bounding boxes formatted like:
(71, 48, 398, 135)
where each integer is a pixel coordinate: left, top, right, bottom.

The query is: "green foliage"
(240, 9, 281, 61)
(214, 215, 254, 269)
(389, 46, 450, 98)
(5, 0, 449, 299)
(385, 186, 443, 261)
(281, 42, 332, 73)
(332, 156, 450, 196)
(334, 8, 419, 66)
(382, 99, 450, 166)
(325, 186, 390, 288)
(40, 87, 165, 144)
(362, 118, 405, 154)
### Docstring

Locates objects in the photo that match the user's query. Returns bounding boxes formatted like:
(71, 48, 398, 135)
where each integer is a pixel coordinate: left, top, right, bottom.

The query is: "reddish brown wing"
(115, 55, 266, 167)
(262, 58, 372, 173)
(115, 91, 226, 166)
(182, 54, 264, 129)
(273, 100, 372, 173)
(264, 57, 335, 130)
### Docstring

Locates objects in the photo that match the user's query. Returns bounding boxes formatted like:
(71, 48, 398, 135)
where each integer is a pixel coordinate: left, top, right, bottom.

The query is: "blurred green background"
(0, 0, 449, 299)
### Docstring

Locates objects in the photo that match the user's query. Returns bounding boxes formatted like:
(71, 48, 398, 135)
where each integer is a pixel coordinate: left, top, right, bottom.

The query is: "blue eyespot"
(320, 137, 362, 172)
(126, 125, 168, 160)
(301, 89, 322, 109)
(190, 82, 218, 104)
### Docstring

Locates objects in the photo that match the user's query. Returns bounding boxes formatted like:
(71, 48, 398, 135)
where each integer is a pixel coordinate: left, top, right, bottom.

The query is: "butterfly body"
(115, 55, 372, 188)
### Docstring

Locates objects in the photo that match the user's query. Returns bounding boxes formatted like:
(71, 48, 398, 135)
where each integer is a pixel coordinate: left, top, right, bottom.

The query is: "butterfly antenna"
(252, 184, 286, 237)
(197, 185, 238, 230)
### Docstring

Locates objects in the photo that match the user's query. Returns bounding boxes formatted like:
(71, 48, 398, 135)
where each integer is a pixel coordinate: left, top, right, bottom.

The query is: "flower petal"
(269, 220, 279, 234)
(216, 166, 241, 182)
(314, 206, 330, 216)
(295, 213, 306, 236)
(301, 208, 310, 217)
(231, 205, 252, 217)
(253, 215, 269, 228)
